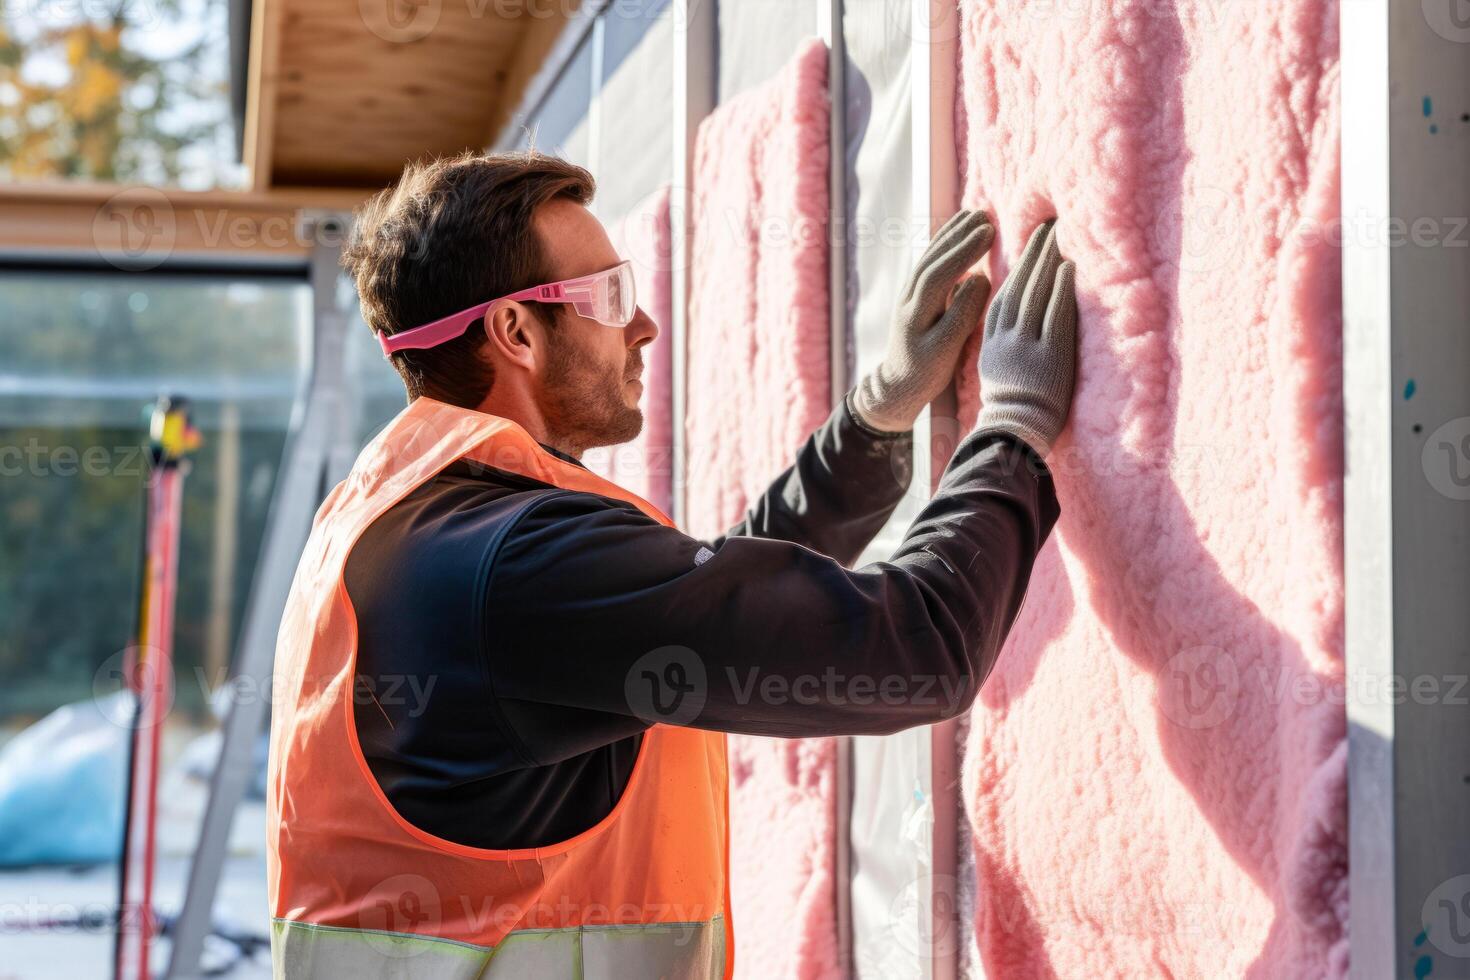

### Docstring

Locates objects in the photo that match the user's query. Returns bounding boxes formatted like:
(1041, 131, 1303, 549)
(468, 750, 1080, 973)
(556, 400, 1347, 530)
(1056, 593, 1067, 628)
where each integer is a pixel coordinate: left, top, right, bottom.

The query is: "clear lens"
(603, 262, 635, 326)
(570, 263, 636, 326)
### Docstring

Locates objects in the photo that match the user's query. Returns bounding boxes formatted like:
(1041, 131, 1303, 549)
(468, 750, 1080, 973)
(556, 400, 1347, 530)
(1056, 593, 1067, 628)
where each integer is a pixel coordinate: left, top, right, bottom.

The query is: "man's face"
(530, 199, 658, 454)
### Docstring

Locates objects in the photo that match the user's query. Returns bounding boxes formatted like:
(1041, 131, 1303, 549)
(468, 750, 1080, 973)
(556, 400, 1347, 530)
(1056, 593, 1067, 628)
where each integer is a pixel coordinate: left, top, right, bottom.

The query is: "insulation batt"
(687, 38, 840, 980)
(585, 185, 675, 516)
(953, 1, 1347, 977)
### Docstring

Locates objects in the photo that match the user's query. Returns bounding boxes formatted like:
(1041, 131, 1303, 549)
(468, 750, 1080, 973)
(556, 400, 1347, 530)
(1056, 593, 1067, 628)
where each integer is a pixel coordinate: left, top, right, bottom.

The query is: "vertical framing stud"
(671, 0, 716, 529)
(1344, 0, 1470, 976)
(914, 0, 962, 976)
(818, 4, 853, 973)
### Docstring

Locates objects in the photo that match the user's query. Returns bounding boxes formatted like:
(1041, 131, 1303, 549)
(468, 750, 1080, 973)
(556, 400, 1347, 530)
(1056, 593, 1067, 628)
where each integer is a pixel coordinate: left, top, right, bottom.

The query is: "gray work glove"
(852, 209, 995, 433)
(976, 219, 1077, 458)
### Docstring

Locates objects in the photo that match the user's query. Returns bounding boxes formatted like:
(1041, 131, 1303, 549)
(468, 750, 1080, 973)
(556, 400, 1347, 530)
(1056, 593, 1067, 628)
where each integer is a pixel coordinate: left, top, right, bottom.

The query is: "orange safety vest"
(266, 396, 732, 978)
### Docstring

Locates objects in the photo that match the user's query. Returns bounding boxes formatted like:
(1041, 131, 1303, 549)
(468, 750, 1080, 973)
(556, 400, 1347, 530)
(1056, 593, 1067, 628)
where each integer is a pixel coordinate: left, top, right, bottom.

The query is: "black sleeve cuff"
(842, 388, 913, 441)
(966, 426, 1051, 476)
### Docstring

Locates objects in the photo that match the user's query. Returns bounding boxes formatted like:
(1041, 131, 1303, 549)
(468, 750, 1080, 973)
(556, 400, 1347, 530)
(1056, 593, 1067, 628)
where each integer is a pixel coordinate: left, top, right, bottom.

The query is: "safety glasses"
(378, 260, 637, 357)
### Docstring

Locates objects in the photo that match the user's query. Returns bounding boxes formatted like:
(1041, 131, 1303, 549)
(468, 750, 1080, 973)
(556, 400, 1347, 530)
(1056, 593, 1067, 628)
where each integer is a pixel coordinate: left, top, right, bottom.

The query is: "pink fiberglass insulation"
(585, 186, 675, 516)
(687, 38, 837, 980)
(954, 1, 1346, 977)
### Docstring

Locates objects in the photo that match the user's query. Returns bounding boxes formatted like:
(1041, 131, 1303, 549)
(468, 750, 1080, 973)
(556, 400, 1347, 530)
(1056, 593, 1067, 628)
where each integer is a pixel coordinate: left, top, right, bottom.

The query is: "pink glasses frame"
(378, 260, 635, 357)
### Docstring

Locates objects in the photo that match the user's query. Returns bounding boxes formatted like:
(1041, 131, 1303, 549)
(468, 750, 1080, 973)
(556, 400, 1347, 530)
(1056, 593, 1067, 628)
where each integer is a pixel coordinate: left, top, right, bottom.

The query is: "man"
(267, 151, 1076, 978)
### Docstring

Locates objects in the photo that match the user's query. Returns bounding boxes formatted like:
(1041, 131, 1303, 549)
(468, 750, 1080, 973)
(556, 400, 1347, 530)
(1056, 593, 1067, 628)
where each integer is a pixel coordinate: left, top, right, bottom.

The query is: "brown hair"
(342, 151, 596, 406)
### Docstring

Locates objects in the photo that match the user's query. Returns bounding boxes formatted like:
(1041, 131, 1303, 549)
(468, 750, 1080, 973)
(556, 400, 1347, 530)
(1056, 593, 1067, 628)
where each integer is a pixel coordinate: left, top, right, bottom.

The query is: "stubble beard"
(539, 329, 644, 456)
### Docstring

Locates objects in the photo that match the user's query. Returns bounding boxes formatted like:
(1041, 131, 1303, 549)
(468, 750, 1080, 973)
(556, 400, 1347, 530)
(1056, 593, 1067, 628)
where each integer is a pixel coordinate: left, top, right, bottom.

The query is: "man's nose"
(625, 308, 658, 349)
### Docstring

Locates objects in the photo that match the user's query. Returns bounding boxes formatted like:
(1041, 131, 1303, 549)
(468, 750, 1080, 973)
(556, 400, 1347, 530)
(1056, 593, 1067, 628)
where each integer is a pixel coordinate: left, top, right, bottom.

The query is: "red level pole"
(115, 398, 198, 980)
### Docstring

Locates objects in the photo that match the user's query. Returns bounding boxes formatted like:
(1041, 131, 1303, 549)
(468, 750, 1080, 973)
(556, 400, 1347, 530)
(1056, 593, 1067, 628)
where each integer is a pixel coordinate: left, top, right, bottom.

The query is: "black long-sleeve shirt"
(345, 392, 1059, 849)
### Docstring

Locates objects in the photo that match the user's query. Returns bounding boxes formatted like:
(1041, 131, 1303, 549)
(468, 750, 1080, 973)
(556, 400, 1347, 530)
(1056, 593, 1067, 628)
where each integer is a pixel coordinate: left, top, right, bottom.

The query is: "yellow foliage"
(65, 28, 88, 67)
(9, 129, 56, 179)
(69, 60, 124, 120)
(2, 16, 190, 181)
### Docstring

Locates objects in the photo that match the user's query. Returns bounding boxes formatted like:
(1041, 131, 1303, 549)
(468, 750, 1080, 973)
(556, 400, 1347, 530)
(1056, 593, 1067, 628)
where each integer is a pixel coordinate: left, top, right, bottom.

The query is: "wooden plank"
(244, 0, 285, 190)
(0, 181, 367, 209)
(0, 185, 341, 260)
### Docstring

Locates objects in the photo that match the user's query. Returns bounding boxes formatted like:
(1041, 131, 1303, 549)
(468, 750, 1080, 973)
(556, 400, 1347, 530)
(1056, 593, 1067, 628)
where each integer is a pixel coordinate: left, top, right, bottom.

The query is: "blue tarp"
(0, 695, 128, 867)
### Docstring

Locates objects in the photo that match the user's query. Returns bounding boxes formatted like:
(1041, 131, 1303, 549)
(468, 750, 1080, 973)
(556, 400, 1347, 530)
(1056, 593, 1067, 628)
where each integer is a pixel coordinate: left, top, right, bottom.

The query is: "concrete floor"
(3, 758, 270, 979)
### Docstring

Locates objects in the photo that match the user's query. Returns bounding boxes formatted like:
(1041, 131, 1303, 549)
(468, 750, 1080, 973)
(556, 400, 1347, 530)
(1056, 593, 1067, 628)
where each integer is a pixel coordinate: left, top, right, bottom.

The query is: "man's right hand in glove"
(850, 208, 996, 435)
(976, 219, 1078, 457)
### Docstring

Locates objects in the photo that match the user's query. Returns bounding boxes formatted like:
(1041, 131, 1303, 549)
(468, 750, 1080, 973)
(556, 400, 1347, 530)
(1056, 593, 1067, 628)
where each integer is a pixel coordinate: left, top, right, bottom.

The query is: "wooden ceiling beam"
(0, 182, 370, 259)
(243, 0, 286, 191)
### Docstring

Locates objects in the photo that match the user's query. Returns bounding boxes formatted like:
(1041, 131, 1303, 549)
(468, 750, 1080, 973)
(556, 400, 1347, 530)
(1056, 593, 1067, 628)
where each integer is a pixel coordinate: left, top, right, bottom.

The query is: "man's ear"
(484, 302, 539, 372)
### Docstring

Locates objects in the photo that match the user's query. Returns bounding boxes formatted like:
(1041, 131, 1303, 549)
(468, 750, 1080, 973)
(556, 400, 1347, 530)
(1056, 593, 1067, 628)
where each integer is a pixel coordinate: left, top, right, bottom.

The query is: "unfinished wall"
(687, 38, 840, 979)
(953, 1, 1346, 976)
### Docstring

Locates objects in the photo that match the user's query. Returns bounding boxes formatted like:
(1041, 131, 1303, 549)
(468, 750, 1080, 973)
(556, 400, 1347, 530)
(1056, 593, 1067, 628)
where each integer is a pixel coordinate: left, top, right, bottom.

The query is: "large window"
(0, 263, 310, 977)
(0, 266, 310, 726)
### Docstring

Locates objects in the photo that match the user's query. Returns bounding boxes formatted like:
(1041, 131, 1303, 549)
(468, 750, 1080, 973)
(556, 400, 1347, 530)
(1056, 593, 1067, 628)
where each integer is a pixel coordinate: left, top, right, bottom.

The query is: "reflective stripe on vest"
(266, 397, 732, 979)
(271, 914, 727, 980)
